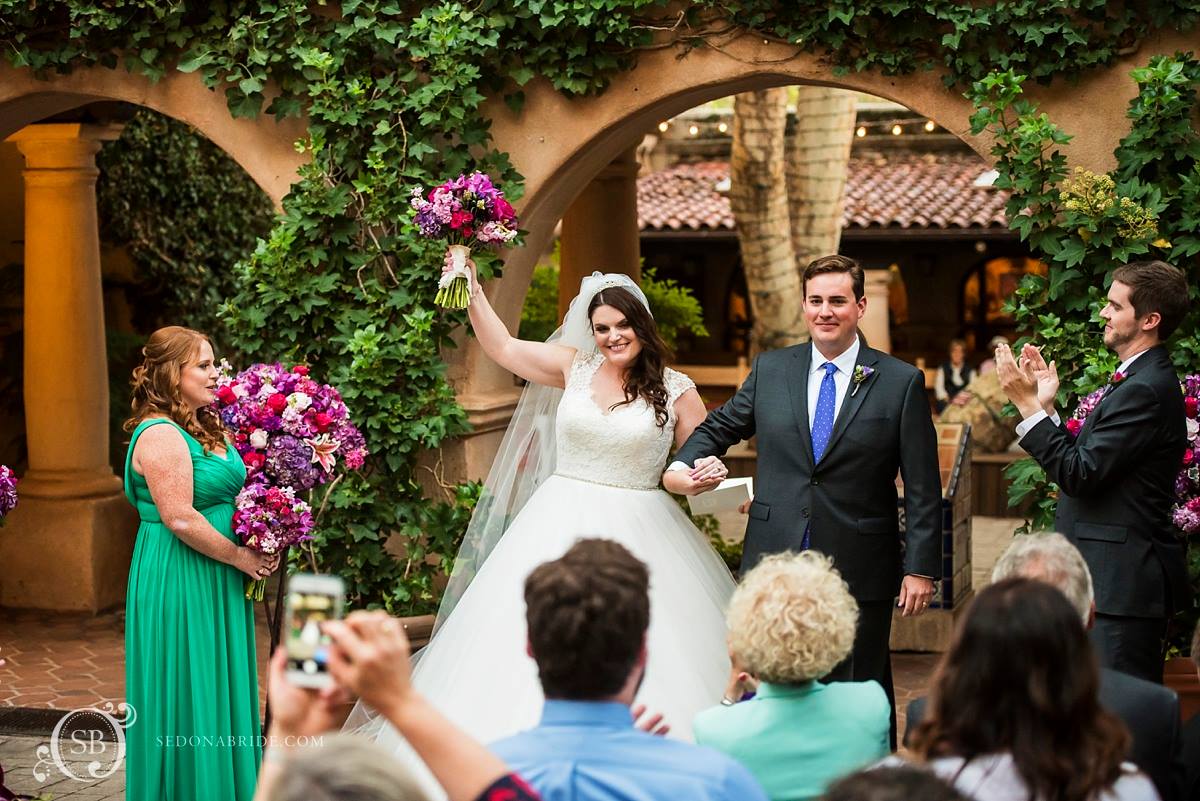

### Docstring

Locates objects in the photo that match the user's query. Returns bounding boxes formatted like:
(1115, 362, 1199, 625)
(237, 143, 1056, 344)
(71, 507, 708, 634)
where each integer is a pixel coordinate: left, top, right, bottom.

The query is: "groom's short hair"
(1112, 260, 1188, 340)
(803, 255, 865, 301)
(524, 539, 650, 699)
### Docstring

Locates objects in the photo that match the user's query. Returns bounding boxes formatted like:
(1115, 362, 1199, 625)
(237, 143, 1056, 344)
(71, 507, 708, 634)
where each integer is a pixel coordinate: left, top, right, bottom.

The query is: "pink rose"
(292, 365, 310, 376)
(1066, 418, 1083, 437)
(314, 412, 333, 432)
(216, 385, 237, 405)
(1185, 396, 1198, 418)
(267, 393, 288, 414)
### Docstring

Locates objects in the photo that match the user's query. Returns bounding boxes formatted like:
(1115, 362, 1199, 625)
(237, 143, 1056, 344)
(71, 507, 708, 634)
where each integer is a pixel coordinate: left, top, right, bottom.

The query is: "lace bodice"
(554, 350, 696, 490)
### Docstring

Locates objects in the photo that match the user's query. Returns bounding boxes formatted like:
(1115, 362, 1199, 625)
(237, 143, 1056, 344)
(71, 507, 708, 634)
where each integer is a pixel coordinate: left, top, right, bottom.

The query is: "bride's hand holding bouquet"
(410, 171, 519, 310)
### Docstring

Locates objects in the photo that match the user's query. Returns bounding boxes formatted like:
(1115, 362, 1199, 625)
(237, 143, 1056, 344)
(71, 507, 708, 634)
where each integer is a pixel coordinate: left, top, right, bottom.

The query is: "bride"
(351, 264, 736, 761)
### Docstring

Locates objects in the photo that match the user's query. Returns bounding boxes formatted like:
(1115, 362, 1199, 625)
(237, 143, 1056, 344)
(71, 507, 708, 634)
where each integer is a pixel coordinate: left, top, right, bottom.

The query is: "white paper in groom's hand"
(686, 477, 753, 515)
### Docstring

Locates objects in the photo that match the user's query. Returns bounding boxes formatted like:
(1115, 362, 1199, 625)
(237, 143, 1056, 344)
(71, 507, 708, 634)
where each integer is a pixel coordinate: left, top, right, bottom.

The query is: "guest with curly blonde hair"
(123, 325, 279, 801)
(694, 552, 890, 801)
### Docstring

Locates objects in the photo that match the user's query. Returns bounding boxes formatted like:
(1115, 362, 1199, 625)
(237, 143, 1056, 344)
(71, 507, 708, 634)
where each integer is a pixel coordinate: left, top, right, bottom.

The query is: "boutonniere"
(851, 365, 875, 397)
(1111, 371, 1126, 385)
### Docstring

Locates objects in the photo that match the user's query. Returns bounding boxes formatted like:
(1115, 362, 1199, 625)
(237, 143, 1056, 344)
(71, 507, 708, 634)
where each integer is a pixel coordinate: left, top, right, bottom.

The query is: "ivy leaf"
(176, 49, 211, 73)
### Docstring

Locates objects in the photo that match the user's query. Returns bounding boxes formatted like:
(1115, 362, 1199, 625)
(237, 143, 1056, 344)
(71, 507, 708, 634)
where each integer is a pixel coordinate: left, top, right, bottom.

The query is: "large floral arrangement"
(215, 362, 368, 599)
(410, 171, 519, 309)
(0, 465, 17, 525)
(1172, 374, 1200, 533)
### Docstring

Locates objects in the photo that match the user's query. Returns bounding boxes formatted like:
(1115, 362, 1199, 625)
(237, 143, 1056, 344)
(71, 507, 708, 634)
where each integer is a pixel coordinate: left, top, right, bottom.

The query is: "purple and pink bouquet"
(1172, 374, 1200, 533)
(214, 361, 368, 598)
(233, 482, 315, 600)
(0, 464, 18, 525)
(410, 171, 519, 309)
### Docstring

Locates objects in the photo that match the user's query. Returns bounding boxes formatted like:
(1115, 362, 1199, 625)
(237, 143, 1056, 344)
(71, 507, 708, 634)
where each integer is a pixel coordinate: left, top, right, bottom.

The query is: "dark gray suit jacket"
(905, 669, 1185, 801)
(1022, 345, 1188, 618)
(673, 341, 942, 600)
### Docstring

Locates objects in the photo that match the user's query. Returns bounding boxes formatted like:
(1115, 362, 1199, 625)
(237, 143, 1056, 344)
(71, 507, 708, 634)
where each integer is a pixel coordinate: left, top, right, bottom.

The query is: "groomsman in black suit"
(666, 255, 942, 742)
(996, 260, 1189, 682)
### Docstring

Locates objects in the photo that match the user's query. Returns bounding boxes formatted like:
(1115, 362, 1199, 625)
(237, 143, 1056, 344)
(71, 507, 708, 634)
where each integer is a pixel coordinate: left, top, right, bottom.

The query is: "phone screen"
(285, 577, 343, 680)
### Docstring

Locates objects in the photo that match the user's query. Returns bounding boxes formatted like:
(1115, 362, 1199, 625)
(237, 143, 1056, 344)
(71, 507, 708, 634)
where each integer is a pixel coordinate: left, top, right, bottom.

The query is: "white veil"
(434, 271, 651, 629)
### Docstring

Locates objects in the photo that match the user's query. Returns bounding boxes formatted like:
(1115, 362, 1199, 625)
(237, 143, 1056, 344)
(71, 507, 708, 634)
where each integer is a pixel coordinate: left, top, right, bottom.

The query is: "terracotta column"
(0, 122, 136, 612)
(558, 146, 641, 319)
(862, 268, 892, 354)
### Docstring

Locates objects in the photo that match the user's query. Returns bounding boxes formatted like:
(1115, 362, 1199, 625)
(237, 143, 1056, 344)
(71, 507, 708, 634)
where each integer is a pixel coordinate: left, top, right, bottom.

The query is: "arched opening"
(0, 71, 300, 612)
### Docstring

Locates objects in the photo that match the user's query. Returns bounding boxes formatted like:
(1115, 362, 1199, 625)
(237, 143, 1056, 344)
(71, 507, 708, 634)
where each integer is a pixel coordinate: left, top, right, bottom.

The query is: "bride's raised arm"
(457, 257, 575, 389)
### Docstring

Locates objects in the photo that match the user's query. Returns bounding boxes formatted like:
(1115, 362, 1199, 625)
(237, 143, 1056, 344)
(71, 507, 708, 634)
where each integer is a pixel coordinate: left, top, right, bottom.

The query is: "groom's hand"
(898, 574, 935, 617)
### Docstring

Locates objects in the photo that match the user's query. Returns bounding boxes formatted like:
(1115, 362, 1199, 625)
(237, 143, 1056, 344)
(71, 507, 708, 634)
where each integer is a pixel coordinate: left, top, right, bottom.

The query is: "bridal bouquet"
(1172, 374, 1200, 533)
(214, 361, 368, 598)
(410, 171, 519, 309)
(0, 465, 18, 526)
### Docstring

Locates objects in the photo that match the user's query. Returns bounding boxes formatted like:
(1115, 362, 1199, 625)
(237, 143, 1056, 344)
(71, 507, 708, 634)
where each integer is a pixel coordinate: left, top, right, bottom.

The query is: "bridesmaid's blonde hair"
(123, 326, 226, 453)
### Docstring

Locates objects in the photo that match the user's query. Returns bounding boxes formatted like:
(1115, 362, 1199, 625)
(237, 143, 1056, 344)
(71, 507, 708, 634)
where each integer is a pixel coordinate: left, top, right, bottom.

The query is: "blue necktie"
(803, 362, 838, 550)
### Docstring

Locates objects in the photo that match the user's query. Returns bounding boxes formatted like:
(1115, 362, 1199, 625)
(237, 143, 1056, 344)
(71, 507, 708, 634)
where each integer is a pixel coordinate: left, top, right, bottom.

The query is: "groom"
(664, 255, 942, 733)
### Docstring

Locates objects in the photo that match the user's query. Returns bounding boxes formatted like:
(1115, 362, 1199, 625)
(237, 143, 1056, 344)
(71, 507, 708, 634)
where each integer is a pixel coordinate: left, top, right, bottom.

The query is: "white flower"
(232, 383, 248, 399)
(1188, 418, 1199, 441)
(289, 392, 313, 411)
(257, 382, 276, 400)
(249, 429, 269, 450)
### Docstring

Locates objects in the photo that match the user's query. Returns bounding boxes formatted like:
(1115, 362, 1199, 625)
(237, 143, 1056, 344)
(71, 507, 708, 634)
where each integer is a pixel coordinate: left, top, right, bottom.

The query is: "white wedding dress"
(362, 349, 735, 764)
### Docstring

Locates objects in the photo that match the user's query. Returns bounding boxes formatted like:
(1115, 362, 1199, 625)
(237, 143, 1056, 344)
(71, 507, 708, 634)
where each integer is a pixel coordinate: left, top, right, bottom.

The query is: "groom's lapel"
(819, 346, 881, 462)
(788, 343, 815, 466)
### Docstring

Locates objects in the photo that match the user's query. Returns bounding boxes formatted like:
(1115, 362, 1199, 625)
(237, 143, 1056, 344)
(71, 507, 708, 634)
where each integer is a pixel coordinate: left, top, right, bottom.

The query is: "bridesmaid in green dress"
(122, 326, 279, 801)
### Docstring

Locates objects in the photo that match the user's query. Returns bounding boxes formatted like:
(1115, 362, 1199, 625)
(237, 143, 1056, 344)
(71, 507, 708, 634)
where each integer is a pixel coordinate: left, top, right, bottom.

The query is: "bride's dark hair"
(587, 286, 672, 427)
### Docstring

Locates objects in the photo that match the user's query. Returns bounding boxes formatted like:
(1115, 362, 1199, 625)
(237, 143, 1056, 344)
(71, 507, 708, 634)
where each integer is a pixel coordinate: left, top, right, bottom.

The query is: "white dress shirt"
(1016, 348, 1151, 441)
(807, 338, 861, 433)
(667, 339, 862, 472)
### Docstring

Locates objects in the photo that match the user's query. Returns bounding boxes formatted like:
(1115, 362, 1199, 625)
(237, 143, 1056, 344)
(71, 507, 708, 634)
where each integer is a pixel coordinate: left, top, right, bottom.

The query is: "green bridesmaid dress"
(123, 418, 260, 801)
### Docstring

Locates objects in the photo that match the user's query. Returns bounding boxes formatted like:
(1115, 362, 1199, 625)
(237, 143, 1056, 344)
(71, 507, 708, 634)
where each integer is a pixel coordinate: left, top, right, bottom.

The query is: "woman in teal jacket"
(694, 551, 889, 801)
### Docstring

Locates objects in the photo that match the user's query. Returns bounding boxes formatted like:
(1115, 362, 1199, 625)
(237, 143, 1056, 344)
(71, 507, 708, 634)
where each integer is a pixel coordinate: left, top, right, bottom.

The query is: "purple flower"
(0, 464, 18, 519)
(266, 434, 323, 490)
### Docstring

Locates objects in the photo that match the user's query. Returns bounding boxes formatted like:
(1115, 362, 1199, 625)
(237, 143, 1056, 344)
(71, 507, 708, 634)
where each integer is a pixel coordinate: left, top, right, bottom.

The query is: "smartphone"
(285, 573, 345, 688)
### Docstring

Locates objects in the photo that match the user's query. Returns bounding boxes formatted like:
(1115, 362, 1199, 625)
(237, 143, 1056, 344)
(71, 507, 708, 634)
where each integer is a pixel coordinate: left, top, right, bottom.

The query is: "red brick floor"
(0, 607, 273, 713)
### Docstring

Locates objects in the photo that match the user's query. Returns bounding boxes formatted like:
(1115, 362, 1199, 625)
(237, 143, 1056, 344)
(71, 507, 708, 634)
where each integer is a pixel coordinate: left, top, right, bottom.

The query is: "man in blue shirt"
(489, 539, 768, 801)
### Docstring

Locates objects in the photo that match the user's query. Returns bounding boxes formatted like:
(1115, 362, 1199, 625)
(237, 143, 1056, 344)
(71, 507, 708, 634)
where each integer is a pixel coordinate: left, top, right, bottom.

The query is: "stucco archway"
(0, 65, 307, 611)
(447, 24, 1200, 481)
(0, 63, 307, 203)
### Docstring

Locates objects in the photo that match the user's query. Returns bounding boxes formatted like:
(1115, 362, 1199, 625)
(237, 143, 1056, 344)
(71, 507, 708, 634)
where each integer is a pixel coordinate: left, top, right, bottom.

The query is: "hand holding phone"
(284, 573, 345, 689)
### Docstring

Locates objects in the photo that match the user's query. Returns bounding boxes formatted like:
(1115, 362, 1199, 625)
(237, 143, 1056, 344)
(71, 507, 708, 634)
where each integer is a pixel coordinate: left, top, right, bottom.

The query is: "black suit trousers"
(825, 600, 896, 747)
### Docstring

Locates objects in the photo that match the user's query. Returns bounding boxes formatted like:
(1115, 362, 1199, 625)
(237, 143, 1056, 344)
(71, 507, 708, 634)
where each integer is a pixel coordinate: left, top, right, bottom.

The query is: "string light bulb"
(688, 124, 699, 136)
(657, 121, 669, 133)
(717, 121, 728, 133)
(924, 120, 936, 132)
(855, 126, 867, 138)
(891, 124, 903, 136)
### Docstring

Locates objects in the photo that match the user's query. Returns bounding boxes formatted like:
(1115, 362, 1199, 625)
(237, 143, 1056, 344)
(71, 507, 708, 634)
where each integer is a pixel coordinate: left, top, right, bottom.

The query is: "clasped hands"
(994, 341, 1060, 419)
(662, 456, 729, 495)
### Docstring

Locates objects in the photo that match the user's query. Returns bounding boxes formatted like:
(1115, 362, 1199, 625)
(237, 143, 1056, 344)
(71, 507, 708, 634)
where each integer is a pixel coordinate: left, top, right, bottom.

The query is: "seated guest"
(1182, 621, 1200, 801)
(693, 551, 889, 800)
(905, 532, 1184, 801)
(255, 610, 540, 801)
(489, 539, 769, 801)
(822, 766, 969, 801)
(908, 578, 1158, 801)
(934, 338, 974, 412)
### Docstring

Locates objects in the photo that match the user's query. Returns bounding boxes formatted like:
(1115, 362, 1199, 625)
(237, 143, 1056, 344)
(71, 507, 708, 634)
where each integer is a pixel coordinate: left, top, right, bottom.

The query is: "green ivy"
(96, 110, 275, 345)
(969, 56, 1200, 650)
(519, 250, 709, 350)
(4, 1, 1198, 613)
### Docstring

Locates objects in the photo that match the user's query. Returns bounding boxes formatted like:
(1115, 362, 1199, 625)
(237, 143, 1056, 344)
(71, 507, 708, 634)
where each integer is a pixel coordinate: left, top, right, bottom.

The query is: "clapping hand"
(1020, 343, 1059, 413)
(994, 342, 1042, 417)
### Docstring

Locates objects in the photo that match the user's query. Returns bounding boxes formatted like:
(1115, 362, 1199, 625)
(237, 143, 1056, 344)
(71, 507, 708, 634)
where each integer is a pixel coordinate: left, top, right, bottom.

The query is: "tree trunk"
(729, 88, 805, 353)
(786, 87, 857, 271)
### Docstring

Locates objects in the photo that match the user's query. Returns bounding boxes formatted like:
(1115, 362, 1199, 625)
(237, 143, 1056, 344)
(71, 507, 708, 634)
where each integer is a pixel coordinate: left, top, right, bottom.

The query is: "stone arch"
(448, 24, 1198, 475)
(0, 63, 307, 202)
